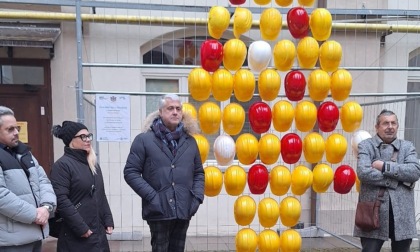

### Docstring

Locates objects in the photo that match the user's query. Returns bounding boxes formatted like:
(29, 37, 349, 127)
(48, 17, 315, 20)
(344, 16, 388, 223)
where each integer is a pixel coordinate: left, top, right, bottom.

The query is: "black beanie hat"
(52, 121, 88, 146)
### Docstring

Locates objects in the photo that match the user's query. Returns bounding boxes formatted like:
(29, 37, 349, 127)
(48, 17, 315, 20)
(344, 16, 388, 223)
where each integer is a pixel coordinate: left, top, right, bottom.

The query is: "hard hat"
(325, 133, 348, 164)
(312, 163, 334, 193)
(235, 228, 258, 252)
(287, 7, 310, 39)
(298, 0, 315, 6)
(275, 0, 292, 6)
(259, 133, 280, 165)
(236, 133, 259, 165)
(233, 69, 256, 102)
(223, 38, 247, 72)
(182, 102, 197, 119)
(340, 101, 363, 132)
(297, 36, 319, 69)
(233, 7, 253, 38)
(214, 135, 236, 166)
(284, 70, 306, 101)
(291, 165, 313, 195)
(188, 68, 212, 101)
(303, 132, 325, 164)
(258, 69, 281, 101)
(317, 101, 339, 132)
(248, 164, 269, 194)
(260, 8, 282, 41)
(309, 8, 332, 41)
(192, 134, 209, 163)
(307, 69, 331, 102)
(333, 165, 356, 194)
(331, 69, 352, 101)
(204, 166, 224, 197)
(222, 103, 245, 136)
(230, 0, 246, 4)
(200, 39, 223, 72)
(272, 100, 294, 132)
(254, 0, 271, 5)
(248, 101, 272, 134)
(198, 102, 221, 134)
(234, 195, 257, 226)
(281, 133, 302, 164)
(319, 40, 342, 72)
(273, 40, 296, 71)
(279, 197, 301, 227)
(355, 175, 361, 193)
(212, 68, 233, 102)
(258, 197, 279, 228)
(248, 40, 272, 73)
(294, 100, 317, 132)
(269, 165, 291, 196)
(208, 6, 230, 39)
(224, 165, 247, 196)
(279, 229, 302, 252)
(258, 229, 280, 252)
(351, 130, 372, 156)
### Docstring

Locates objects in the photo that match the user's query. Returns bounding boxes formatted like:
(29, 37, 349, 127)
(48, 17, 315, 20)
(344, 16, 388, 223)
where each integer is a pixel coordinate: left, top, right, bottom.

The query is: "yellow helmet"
(275, 0, 292, 6)
(188, 68, 212, 101)
(223, 38, 247, 72)
(259, 133, 280, 165)
(192, 134, 209, 163)
(260, 8, 282, 41)
(297, 36, 319, 69)
(319, 40, 343, 72)
(233, 69, 256, 102)
(331, 69, 352, 101)
(258, 69, 281, 101)
(198, 102, 221, 134)
(224, 165, 247, 196)
(208, 6, 230, 39)
(279, 229, 302, 252)
(291, 165, 313, 196)
(234, 195, 257, 226)
(254, 0, 271, 4)
(272, 100, 294, 132)
(340, 101, 363, 132)
(307, 69, 331, 102)
(233, 7, 253, 39)
(325, 133, 348, 164)
(273, 40, 296, 71)
(303, 132, 325, 163)
(294, 100, 317, 132)
(212, 68, 233, 102)
(222, 103, 245, 136)
(269, 165, 291, 196)
(182, 102, 197, 119)
(258, 229, 280, 252)
(279, 197, 301, 227)
(309, 8, 332, 41)
(312, 163, 334, 193)
(204, 166, 223, 197)
(235, 228, 258, 252)
(258, 198, 280, 228)
(298, 0, 315, 6)
(236, 133, 259, 165)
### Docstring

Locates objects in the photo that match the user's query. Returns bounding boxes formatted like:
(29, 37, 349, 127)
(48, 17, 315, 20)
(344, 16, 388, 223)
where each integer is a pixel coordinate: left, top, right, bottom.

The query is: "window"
(1, 65, 44, 85)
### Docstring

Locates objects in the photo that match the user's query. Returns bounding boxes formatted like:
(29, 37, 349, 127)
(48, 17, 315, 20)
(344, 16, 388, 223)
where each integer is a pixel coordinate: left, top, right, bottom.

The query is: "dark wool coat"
(50, 147, 114, 252)
(354, 134, 420, 241)
(124, 111, 205, 221)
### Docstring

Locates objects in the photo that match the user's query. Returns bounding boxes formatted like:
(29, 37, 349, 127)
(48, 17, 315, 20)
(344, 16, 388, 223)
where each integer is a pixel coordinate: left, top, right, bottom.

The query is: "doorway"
(0, 58, 53, 175)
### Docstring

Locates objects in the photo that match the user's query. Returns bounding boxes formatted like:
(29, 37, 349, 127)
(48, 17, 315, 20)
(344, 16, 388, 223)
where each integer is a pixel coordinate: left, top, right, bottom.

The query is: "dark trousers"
(361, 203, 412, 252)
(0, 240, 42, 252)
(147, 219, 190, 252)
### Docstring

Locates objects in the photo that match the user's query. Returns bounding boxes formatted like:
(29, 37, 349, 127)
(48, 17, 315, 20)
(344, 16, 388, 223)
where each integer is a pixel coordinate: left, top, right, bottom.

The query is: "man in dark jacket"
(0, 105, 56, 251)
(354, 109, 420, 252)
(124, 94, 205, 252)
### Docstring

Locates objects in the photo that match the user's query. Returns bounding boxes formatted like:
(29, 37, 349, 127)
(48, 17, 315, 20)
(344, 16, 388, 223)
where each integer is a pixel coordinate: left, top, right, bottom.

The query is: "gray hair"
(159, 94, 181, 110)
(376, 109, 398, 126)
(0, 106, 14, 126)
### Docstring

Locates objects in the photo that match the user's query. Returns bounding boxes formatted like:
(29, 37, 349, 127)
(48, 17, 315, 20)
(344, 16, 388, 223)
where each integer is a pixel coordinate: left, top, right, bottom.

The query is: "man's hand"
(34, 207, 50, 225)
(372, 160, 384, 171)
(106, 226, 113, 235)
(82, 229, 93, 238)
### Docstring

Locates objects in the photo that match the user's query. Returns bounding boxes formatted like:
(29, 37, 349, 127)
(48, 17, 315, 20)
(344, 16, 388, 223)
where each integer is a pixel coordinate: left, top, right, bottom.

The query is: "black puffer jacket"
(50, 147, 114, 252)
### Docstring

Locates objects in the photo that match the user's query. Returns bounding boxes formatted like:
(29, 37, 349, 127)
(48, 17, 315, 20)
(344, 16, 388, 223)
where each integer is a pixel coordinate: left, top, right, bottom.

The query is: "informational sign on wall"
(17, 121, 28, 143)
(96, 94, 130, 142)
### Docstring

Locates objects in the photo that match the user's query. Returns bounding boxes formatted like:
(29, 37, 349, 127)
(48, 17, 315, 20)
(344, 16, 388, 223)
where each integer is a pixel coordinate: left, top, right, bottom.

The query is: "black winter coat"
(50, 147, 114, 252)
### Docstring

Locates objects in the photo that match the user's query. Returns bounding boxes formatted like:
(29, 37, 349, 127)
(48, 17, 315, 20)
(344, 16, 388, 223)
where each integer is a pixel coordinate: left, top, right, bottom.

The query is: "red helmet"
(287, 7, 310, 39)
(281, 133, 302, 164)
(285, 70, 306, 101)
(333, 165, 356, 194)
(200, 39, 223, 72)
(317, 101, 339, 132)
(248, 102, 272, 134)
(248, 164, 269, 194)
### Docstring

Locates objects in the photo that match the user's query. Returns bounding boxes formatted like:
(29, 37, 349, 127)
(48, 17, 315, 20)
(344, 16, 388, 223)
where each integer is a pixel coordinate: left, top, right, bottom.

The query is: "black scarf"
(151, 117, 184, 156)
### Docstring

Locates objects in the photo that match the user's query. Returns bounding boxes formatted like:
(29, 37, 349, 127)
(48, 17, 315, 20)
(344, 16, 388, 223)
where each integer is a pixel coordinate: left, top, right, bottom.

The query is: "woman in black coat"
(51, 121, 114, 252)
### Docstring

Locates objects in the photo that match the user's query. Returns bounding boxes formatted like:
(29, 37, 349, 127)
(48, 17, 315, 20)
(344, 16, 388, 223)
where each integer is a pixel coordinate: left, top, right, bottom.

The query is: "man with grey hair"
(354, 109, 420, 252)
(0, 105, 56, 251)
(124, 94, 204, 252)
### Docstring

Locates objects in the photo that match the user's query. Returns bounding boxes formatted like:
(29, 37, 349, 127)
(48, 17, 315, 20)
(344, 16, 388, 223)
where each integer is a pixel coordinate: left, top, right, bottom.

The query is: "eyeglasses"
(73, 133, 93, 142)
(5, 126, 20, 133)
